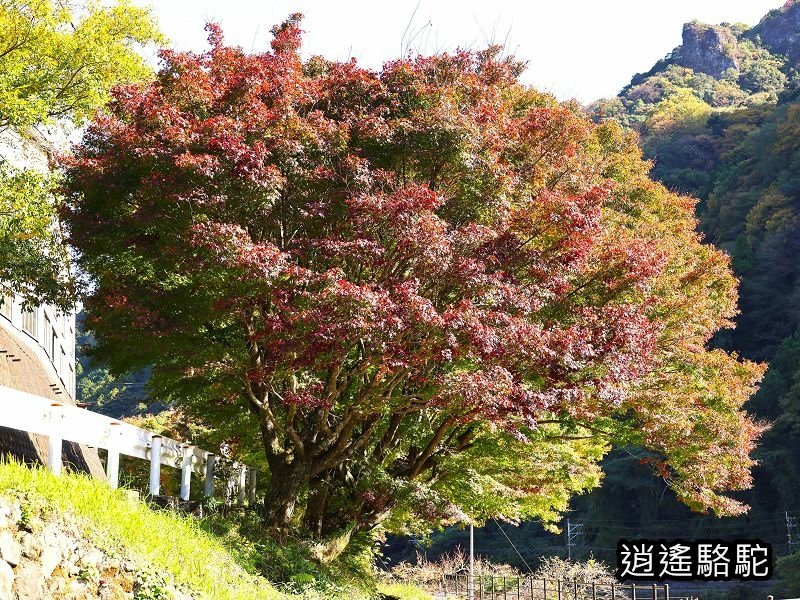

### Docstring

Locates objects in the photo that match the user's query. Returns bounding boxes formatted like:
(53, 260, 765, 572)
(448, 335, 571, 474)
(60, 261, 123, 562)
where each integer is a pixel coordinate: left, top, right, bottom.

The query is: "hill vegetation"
(8, 0, 799, 595)
(590, 0, 800, 529)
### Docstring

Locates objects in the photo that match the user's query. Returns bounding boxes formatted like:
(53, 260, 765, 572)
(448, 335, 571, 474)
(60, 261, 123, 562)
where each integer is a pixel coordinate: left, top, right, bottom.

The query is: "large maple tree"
(63, 18, 764, 542)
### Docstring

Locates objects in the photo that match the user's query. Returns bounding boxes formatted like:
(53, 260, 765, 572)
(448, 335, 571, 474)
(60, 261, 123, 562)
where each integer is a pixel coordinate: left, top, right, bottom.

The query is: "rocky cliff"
(752, 0, 800, 62)
(622, 0, 800, 99)
(676, 22, 740, 77)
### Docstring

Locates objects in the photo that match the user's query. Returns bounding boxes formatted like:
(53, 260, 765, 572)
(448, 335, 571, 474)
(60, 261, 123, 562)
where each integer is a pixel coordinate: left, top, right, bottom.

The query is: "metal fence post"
(225, 461, 236, 505)
(204, 453, 216, 498)
(180, 445, 192, 501)
(149, 435, 162, 495)
(106, 422, 121, 489)
(632, 583, 637, 600)
(664, 584, 669, 600)
(47, 402, 63, 475)
(106, 449, 119, 488)
(237, 464, 247, 506)
(247, 467, 257, 505)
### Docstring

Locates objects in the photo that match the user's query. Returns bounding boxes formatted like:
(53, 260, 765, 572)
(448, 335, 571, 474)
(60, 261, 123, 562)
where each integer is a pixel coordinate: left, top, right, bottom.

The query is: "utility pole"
(566, 518, 583, 561)
(786, 511, 798, 553)
(469, 523, 475, 600)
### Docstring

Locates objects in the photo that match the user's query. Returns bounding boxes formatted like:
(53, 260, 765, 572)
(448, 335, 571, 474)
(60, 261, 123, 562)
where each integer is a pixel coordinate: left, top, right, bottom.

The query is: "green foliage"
(134, 567, 174, 600)
(577, 7, 800, 583)
(0, 163, 72, 307)
(15, 490, 33, 529)
(76, 309, 166, 440)
(732, 234, 756, 274)
(592, 11, 800, 365)
(0, 0, 160, 308)
(376, 583, 433, 600)
(1, 457, 436, 598)
(774, 551, 800, 596)
(737, 43, 787, 95)
(642, 87, 712, 145)
(0, 0, 162, 130)
(77, 360, 151, 417)
(78, 564, 101, 585)
(381, 426, 607, 534)
(201, 509, 396, 599)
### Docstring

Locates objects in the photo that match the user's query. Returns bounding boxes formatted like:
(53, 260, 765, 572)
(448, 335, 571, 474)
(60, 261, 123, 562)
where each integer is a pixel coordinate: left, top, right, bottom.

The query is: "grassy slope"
(0, 460, 431, 599)
(0, 460, 286, 599)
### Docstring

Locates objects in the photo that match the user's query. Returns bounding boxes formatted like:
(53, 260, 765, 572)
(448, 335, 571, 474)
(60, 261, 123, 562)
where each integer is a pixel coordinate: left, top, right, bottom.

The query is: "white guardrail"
(0, 385, 257, 505)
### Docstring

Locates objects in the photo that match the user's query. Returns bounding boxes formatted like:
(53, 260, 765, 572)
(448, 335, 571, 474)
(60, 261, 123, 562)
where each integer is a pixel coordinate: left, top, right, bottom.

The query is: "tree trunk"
(303, 472, 332, 538)
(261, 460, 308, 540)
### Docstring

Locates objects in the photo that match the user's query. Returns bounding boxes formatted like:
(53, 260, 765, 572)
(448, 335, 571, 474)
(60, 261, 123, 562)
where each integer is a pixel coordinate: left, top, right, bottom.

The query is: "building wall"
(0, 303, 104, 477)
(0, 131, 102, 476)
(0, 286, 76, 399)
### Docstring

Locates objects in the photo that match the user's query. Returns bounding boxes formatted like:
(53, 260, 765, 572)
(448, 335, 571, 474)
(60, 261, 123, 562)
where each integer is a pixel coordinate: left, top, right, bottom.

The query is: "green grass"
(377, 582, 434, 599)
(0, 459, 435, 599)
(0, 459, 286, 600)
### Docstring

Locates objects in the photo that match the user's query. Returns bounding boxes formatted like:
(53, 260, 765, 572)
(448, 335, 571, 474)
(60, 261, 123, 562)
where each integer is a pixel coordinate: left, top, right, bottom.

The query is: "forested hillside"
(76, 312, 153, 418)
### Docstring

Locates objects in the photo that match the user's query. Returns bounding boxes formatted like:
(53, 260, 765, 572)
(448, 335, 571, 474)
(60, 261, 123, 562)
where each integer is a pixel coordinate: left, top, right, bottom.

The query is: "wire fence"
(402, 576, 682, 600)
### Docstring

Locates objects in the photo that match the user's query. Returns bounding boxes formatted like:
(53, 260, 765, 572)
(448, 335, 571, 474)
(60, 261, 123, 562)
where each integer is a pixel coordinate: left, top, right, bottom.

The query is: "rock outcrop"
(676, 22, 739, 78)
(753, 0, 800, 62)
(0, 496, 193, 600)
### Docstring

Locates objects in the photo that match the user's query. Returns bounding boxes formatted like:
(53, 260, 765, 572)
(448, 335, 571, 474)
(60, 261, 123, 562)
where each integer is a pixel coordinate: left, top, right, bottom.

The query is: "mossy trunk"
(261, 461, 309, 540)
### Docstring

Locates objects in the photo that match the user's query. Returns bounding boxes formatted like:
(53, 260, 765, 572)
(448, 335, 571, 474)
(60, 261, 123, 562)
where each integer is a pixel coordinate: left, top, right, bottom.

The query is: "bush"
(532, 556, 616, 583)
(773, 551, 800, 597)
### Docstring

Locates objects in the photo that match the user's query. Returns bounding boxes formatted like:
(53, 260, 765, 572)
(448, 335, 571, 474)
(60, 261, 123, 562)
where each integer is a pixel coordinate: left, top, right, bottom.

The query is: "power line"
(568, 512, 796, 525)
(381, 511, 798, 559)
(578, 518, 785, 532)
(492, 517, 535, 573)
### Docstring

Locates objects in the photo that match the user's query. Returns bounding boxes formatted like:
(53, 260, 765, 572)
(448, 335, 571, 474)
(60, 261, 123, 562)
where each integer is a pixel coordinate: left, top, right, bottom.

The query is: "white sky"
(135, 0, 783, 103)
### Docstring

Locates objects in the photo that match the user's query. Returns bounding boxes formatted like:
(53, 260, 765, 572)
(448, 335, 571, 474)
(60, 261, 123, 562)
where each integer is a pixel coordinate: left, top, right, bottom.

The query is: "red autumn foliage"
(62, 18, 763, 537)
